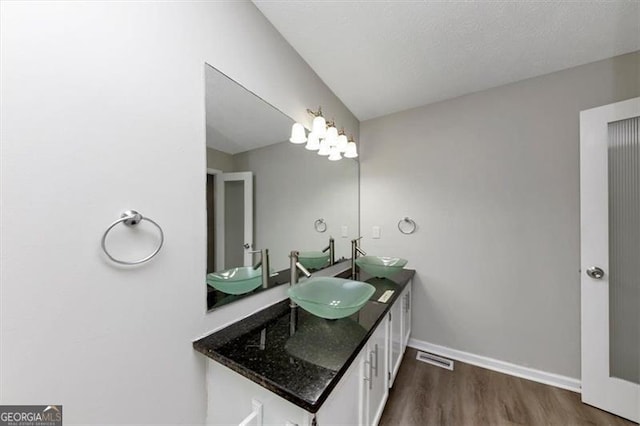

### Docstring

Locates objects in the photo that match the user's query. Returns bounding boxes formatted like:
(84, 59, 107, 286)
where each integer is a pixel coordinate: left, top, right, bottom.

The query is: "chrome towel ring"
(101, 210, 164, 265)
(397, 217, 417, 235)
(314, 218, 327, 233)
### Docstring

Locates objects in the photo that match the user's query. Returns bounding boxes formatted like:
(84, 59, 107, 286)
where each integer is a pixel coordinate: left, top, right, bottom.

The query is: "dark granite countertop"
(193, 269, 415, 413)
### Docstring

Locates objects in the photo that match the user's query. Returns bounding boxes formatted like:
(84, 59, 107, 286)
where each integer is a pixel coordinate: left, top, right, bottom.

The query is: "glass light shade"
(325, 126, 338, 147)
(328, 146, 342, 161)
(312, 116, 327, 138)
(344, 141, 358, 158)
(305, 131, 320, 151)
(337, 134, 348, 152)
(317, 138, 330, 156)
(289, 122, 307, 144)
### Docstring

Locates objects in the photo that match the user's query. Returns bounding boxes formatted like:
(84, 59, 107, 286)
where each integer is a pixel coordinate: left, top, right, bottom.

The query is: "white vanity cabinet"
(207, 318, 390, 426)
(388, 298, 403, 387)
(201, 277, 413, 426)
(362, 315, 390, 426)
(388, 279, 412, 388)
(401, 283, 412, 348)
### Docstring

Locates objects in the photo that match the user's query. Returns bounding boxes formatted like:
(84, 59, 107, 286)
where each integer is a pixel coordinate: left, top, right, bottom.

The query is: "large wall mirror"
(205, 64, 359, 311)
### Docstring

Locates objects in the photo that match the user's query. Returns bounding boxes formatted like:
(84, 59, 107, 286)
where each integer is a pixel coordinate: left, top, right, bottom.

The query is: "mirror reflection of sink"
(355, 256, 408, 279)
(288, 277, 375, 319)
(285, 314, 366, 371)
(207, 267, 272, 295)
(297, 251, 330, 270)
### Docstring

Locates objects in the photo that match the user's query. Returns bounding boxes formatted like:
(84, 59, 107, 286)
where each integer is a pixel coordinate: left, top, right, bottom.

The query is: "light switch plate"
(372, 226, 381, 239)
(341, 225, 348, 238)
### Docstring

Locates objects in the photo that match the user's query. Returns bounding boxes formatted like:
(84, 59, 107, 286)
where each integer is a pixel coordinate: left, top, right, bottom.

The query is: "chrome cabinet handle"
(586, 266, 605, 279)
(364, 358, 372, 390)
(368, 352, 374, 389)
(364, 358, 373, 390)
(373, 344, 379, 377)
(363, 376, 371, 390)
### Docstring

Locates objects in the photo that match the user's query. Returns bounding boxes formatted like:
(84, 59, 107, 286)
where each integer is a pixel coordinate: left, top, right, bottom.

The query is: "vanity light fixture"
(325, 122, 338, 148)
(305, 131, 320, 151)
(343, 135, 358, 158)
(289, 123, 307, 144)
(289, 106, 359, 161)
(310, 107, 327, 138)
(337, 129, 348, 153)
(317, 138, 331, 156)
(328, 146, 342, 161)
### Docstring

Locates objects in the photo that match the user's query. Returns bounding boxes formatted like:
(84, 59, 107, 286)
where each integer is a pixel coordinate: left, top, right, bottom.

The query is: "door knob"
(586, 266, 605, 279)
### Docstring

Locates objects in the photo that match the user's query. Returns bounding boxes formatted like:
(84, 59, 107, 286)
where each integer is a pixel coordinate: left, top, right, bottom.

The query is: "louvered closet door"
(580, 97, 639, 423)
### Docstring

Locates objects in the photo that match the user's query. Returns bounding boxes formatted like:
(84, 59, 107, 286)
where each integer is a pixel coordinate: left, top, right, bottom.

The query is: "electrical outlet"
(372, 226, 381, 239)
(341, 225, 348, 237)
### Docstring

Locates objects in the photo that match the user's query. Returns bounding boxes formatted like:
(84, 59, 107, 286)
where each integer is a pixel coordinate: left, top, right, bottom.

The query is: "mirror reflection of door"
(206, 170, 254, 272)
(206, 173, 216, 273)
(223, 171, 253, 268)
(224, 179, 245, 269)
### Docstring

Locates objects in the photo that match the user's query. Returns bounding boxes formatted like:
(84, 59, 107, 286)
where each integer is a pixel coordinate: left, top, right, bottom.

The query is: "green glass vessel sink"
(288, 277, 375, 319)
(297, 251, 330, 270)
(207, 266, 269, 295)
(355, 256, 408, 278)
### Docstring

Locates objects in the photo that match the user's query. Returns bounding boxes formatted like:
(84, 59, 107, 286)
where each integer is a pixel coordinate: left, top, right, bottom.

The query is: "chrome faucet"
(249, 248, 270, 289)
(322, 236, 335, 266)
(289, 250, 312, 308)
(351, 237, 367, 279)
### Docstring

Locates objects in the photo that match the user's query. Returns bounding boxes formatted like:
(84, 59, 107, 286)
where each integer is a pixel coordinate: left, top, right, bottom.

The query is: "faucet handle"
(249, 248, 268, 255)
(351, 236, 363, 243)
(295, 262, 312, 278)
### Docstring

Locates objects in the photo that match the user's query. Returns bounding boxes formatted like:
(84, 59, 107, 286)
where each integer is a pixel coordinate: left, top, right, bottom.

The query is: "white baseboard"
(408, 338, 581, 393)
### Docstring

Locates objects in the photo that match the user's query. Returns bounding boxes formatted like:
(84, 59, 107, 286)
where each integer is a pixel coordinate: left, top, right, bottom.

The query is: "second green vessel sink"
(355, 256, 408, 278)
(288, 277, 375, 319)
(207, 266, 267, 295)
(297, 251, 330, 270)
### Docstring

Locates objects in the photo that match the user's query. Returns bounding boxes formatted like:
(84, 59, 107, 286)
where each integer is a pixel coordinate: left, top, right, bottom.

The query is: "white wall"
(359, 52, 639, 379)
(206, 147, 235, 173)
(0, 2, 358, 424)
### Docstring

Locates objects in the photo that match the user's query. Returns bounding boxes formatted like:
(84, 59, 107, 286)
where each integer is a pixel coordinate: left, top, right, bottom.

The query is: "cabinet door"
(317, 349, 366, 426)
(206, 359, 310, 426)
(389, 301, 403, 387)
(365, 318, 389, 426)
(402, 283, 412, 348)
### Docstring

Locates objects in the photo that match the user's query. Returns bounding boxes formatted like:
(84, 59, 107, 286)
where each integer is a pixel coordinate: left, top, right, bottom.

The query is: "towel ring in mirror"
(314, 218, 327, 233)
(398, 217, 417, 235)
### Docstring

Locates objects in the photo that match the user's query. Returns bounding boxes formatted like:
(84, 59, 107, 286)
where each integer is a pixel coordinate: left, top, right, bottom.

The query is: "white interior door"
(580, 97, 639, 423)
(210, 171, 253, 270)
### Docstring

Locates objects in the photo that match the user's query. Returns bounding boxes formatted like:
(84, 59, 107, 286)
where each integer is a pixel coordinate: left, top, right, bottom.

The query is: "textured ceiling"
(254, 1, 640, 121)
(205, 64, 293, 155)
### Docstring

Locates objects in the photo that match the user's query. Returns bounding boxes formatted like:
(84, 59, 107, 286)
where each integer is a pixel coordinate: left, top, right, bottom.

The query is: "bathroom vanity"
(194, 269, 414, 426)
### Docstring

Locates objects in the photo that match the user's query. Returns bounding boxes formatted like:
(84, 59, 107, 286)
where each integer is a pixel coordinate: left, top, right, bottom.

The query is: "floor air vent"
(416, 351, 454, 370)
